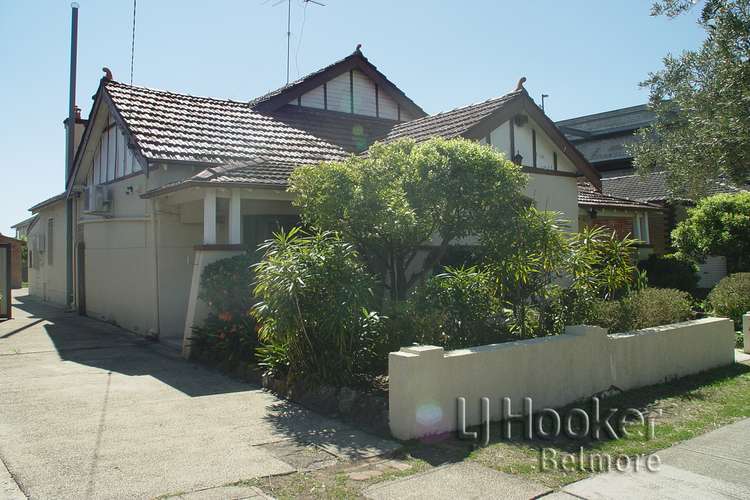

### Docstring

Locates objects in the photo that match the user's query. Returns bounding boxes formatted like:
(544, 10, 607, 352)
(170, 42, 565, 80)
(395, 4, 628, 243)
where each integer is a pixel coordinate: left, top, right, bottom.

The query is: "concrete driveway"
(0, 291, 397, 499)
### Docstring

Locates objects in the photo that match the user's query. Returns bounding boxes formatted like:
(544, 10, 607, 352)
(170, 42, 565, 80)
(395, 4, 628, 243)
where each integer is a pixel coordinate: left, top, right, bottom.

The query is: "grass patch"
(468, 362, 750, 488)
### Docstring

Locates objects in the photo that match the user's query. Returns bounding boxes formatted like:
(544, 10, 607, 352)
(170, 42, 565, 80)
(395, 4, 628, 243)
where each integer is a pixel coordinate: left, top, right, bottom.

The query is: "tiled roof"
(270, 105, 397, 153)
(601, 171, 744, 202)
(383, 90, 523, 143)
(105, 80, 348, 166)
(142, 158, 299, 197)
(578, 180, 660, 210)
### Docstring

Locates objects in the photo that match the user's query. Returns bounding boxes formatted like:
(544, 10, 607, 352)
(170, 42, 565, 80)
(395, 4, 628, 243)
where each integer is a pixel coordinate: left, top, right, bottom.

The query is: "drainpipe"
(65, 2, 79, 311)
(149, 194, 161, 339)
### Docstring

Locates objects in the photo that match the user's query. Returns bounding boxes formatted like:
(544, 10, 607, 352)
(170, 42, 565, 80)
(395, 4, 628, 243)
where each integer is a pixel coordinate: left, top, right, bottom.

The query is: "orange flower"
(218, 311, 233, 322)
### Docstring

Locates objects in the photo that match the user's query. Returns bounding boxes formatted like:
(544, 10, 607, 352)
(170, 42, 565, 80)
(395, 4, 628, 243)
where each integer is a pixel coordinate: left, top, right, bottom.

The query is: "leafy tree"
(290, 138, 528, 299)
(629, 0, 750, 197)
(672, 192, 750, 272)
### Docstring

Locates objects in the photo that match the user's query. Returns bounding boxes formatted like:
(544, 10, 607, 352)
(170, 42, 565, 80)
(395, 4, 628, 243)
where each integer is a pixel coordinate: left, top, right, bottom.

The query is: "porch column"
(229, 189, 241, 245)
(643, 213, 650, 244)
(203, 188, 217, 245)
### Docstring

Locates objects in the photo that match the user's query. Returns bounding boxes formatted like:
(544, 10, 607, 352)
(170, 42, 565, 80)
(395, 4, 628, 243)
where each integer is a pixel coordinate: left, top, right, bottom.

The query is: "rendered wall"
(388, 317, 735, 440)
(27, 202, 68, 306)
(526, 173, 579, 231)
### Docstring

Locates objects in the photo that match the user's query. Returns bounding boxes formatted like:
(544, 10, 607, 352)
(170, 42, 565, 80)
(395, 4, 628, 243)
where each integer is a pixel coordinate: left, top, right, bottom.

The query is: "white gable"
(481, 113, 577, 174)
(290, 69, 413, 121)
(85, 114, 142, 187)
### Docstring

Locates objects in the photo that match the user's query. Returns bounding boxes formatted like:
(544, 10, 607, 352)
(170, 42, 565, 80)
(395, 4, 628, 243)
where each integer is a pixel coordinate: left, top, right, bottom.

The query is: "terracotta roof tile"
(383, 90, 523, 143)
(270, 105, 398, 153)
(578, 180, 660, 210)
(141, 158, 301, 197)
(105, 81, 348, 166)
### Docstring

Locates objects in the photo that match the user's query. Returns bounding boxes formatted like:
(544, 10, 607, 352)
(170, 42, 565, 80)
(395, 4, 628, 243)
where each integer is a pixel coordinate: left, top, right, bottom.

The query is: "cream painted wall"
(526, 173, 579, 231)
(389, 318, 735, 440)
(481, 114, 581, 230)
(27, 201, 68, 306)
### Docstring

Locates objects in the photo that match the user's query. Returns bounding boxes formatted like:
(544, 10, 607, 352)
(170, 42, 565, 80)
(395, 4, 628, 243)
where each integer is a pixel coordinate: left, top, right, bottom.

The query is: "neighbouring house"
(26, 194, 69, 303)
(11, 215, 37, 240)
(576, 180, 662, 260)
(10, 215, 36, 284)
(0, 234, 24, 289)
(25, 48, 615, 354)
(557, 104, 746, 287)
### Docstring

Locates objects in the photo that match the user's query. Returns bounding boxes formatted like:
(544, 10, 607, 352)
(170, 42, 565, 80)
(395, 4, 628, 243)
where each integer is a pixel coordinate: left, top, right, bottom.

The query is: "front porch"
(150, 185, 299, 354)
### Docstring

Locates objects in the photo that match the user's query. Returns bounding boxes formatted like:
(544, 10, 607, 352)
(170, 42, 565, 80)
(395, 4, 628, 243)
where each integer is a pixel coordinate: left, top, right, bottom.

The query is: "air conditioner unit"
(83, 185, 112, 214)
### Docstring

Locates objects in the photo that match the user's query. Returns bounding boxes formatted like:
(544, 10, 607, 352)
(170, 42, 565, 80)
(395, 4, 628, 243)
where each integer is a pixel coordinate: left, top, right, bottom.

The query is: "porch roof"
(578, 180, 661, 211)
(141, 158, 294, 198)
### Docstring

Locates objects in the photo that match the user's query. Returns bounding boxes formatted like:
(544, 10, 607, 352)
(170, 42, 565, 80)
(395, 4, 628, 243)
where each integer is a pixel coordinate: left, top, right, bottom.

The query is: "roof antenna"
(273, 0, 324, 85)
(129, 0, 137, 84)
(541, 93, 549, 112)
(294, 0, 325, 79)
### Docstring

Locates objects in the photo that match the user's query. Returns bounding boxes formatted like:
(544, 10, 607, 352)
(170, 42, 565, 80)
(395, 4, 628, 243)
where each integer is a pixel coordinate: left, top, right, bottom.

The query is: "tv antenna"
(272, 0, 325, 84)
(541, 93, 549, 112)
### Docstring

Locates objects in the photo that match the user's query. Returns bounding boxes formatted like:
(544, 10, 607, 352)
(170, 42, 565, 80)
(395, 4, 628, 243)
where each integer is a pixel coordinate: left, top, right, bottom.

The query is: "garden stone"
(743, 312, 750, 354)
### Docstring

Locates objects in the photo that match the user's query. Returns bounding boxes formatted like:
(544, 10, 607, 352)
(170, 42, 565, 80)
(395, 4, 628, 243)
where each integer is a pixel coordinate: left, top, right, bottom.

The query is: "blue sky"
(0, 0, 704, 235)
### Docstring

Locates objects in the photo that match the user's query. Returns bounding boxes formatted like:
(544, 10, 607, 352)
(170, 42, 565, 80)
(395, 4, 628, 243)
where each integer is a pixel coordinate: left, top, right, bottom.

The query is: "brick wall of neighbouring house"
(589, 217, 634, 240)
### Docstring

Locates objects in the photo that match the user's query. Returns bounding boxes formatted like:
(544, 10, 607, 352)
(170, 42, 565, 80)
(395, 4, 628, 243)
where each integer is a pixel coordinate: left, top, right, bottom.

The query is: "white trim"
(228, 189, 241, 245)
(203, 188, 217, 244)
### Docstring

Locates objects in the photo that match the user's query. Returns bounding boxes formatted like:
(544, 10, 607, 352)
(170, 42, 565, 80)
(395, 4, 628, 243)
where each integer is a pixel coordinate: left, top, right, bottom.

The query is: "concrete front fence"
(388, 317, 735, 440)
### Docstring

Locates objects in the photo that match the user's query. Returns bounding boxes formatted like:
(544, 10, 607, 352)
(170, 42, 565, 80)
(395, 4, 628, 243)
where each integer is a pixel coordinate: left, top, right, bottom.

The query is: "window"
(47, 219, 54, 266)
(633, 213, 650, 244)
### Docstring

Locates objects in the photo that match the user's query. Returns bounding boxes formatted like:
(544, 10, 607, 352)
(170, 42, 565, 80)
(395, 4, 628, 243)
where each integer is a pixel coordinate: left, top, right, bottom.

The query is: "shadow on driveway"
(8, 293, 255, 398)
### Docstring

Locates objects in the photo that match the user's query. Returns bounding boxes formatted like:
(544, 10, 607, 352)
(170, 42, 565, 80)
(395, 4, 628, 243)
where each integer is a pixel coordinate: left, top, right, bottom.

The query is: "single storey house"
(26, 48, 649, 354)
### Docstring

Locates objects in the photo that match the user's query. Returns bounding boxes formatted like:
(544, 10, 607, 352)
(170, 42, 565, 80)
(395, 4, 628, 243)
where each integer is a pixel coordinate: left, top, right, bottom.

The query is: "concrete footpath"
(364, 418, 750, 500)
(555, 418, 750, 499)
(0, 291, 398, 499)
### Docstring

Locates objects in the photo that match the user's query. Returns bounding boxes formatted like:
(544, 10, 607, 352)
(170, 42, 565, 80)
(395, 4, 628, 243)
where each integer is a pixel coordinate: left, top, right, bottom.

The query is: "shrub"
(252, 228, 383, 387)
(639, 253, 700, 293)
(191, 253, 259, 370)
(589, 288, 693, 333)
(409, 266, 509, 349)
(708, 273, 750, 330)
(190, 314, 259, 372)
(672, 192, 750, 273)
(198, 253, 256, 316)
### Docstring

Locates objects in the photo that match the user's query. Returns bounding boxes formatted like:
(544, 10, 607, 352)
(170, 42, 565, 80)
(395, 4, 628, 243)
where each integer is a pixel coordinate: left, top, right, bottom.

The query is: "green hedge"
(590, 287, 694, 333)
(708, 273, 750, 330)
(639, 253, 699, 293)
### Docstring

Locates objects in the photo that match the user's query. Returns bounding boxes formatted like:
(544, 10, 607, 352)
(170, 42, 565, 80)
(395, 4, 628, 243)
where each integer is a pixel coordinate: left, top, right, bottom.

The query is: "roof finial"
(515, 76, 527, 91)
(102, 67, 113, 82)
(355, 43, 362, 53)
